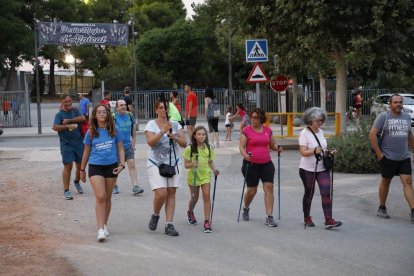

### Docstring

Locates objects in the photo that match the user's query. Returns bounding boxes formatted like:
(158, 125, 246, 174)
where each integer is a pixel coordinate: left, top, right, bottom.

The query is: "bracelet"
(119, 164, 125, 169)
(80, 169, 85, 172)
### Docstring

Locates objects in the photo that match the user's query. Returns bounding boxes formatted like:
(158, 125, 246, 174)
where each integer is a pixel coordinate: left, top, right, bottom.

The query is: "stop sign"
(270, 75, 289, 92)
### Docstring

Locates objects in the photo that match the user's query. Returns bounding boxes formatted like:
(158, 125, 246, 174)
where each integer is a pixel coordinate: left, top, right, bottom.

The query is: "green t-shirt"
(168, 102, 182, 122)
(183, 144, 216, 186)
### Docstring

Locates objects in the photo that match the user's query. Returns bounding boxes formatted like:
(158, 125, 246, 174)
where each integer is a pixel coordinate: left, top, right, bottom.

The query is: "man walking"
(122, 86, 134, 113)
(52, 94, 85, 199)
(79, 93, 90, 118)
(369, 94, 414, 223)
(112, 99, 144, 195)
(184, 84, 198, 139)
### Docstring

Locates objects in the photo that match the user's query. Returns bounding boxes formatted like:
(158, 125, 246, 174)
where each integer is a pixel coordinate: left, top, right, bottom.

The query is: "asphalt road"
(1, 136, 413, 275)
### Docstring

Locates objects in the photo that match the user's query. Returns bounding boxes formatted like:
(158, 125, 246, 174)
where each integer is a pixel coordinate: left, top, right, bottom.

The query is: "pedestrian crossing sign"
(245, 39, 268, 62)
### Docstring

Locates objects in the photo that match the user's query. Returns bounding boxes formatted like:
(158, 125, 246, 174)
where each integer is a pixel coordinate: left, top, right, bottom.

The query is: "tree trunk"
(291, 75, 298, 113)
(49, 59, 56, 97)
(319, 73, 327, 111)
(333, 49, 347, 133)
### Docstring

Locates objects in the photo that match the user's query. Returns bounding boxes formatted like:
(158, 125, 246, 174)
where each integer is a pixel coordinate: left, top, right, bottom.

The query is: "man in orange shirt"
(184, 84, 198, 139)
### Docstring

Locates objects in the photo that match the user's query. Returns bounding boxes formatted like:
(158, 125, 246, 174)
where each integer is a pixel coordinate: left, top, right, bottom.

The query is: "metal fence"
(0, 90, 31, 127)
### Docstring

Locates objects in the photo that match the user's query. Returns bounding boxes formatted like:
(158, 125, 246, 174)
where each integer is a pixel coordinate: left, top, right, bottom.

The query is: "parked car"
(370, 93, 414, 126)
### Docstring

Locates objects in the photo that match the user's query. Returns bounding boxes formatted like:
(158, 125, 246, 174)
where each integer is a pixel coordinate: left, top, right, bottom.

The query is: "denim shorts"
(124, 145, 135, 160)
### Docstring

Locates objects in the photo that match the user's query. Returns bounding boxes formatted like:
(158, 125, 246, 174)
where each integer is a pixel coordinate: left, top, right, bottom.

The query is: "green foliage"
(328, 120, 380, 173)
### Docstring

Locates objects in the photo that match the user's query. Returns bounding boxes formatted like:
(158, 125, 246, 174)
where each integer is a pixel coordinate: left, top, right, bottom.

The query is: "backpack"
(112, 111, 134, 135)
(207, 99, 220, 119)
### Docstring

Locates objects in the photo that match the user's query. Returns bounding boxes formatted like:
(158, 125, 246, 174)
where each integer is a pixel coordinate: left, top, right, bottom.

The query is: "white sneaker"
(103, 225, 110, 237)
(97, 229, 106, 242)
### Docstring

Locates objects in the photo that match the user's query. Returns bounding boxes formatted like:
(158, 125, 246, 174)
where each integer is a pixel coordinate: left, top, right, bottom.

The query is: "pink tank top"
(243, 125, 272, 164)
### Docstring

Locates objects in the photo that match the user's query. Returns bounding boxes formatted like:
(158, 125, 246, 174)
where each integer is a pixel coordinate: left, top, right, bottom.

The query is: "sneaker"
(73, 180, 83, 194)
(97, 229, 105, 242)
(304, 216, 315, 227)
(165, 224, 179, 236)
(325, 218, 342, 229)
(215, 143, 220, 148)
(265, 215, 278, 227)
(103, 225, 110, 237)
(377, 206, 390, 219)
(187, 211, 197, 225)
(63, 190, 73, 200)
(242, 207, 250, 221)
(203, 221, 212, 233)
(148, 214, 160, 231)
(112, 185, 120, 194)
(132, 185, 144, 195)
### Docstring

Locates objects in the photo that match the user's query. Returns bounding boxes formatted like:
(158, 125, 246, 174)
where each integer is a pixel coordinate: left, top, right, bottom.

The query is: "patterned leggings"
(299, 168, 332, 220)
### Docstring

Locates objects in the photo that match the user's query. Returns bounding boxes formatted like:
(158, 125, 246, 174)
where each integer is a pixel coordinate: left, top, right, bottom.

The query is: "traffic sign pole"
(256, 83, 260, 108)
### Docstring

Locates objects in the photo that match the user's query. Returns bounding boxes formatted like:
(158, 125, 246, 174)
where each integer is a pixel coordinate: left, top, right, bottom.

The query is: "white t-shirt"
(298, 127, 327, 172)
(225, 112, 231, 125)
(144, 120, 182, 168)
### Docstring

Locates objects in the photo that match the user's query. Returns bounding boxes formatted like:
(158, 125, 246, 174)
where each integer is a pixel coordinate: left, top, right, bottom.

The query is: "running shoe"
(203, 221, 212, 233)
(265, 215, 278, 227)
(103, 225, 110, 237)
(187, 211, 197, 225)
(132, 185, 144, 195)
(242, 207, 250, 221)
(63, 190, 73, 200)
(165, 224, 179, 236)
(304, 216, 315, 227)
(73, 180, 83, 194)
(377, 206, 390, 219)
(112, 185, 120, 194)
(325, 218, 342, 229)
(97, 229, 105, 242)
(148, 214, 160, 231)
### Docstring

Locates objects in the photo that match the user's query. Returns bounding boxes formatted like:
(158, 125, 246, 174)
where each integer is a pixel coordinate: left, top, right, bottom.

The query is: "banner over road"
(38, 22, 129, 46)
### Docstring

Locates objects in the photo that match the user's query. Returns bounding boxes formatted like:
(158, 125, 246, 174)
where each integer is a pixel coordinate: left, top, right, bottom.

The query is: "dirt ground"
(0, 151, 78, 275)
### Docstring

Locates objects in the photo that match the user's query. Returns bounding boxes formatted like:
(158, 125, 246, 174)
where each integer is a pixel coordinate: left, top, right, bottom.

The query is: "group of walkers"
(53, 89, 414, 242)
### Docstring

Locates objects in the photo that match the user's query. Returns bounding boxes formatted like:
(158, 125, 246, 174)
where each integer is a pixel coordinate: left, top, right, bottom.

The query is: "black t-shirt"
(122, 95, 132, 111)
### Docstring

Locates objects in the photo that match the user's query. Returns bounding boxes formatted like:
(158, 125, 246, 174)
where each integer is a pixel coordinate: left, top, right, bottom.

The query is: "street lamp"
(128, 16, 139, 125)
(221, 19, 233, 108)
(65, 53, 77, 96)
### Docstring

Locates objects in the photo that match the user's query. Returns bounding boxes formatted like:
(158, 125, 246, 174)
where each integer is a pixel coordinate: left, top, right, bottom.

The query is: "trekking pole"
(330, 155, 335, 206)
(277, 145, 281, 220)
(191, 154, 199, 213)
(306, 150, 321, 229)
(237, 152, 252, 223)
(210, 173, 218, 223)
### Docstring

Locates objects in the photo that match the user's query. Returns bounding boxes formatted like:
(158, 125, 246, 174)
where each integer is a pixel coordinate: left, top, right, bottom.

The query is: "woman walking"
(239, 107, 282, 227)
(80, 104, 125, 242)
(145, 99, 187, 236)
(205, 88, 220, 147)
(299, 107, 342, 229)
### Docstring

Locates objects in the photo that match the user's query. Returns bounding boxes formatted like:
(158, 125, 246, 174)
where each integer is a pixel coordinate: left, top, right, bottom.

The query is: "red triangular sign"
(247, 63, 270, 83)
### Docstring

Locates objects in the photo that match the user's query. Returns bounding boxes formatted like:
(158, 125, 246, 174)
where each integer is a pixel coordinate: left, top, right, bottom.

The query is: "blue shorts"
(60, 143, 84, 165)
(124, 145, 135, 160)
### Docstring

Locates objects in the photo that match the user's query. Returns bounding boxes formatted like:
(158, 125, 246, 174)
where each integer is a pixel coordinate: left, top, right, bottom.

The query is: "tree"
(235, 0, 414, 132)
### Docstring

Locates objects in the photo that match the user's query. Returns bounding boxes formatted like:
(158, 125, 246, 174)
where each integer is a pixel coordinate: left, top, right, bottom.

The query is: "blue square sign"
(245, 39, 268, 62)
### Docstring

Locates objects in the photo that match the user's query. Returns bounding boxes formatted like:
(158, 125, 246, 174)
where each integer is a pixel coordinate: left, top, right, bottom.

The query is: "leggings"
(299, 168, 332, 220)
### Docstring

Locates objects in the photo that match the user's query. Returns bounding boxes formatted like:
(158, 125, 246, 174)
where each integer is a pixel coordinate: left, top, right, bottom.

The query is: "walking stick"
(277, 146, 281, 220)
(237, 152, 252, 223)
(330, 155, 335, 205)
(210, 174, 218, 223)
(191, 154, 199, 213)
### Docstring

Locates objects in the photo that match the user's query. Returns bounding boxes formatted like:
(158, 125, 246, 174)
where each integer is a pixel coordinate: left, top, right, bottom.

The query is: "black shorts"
(380, 157, 411, 178)
(88, 162, 119, 178)
(241, 160, 275, 187)
(207, 118, 219, 133)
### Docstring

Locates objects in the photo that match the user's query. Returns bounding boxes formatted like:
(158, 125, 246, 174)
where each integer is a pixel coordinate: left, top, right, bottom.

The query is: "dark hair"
(103, 90, 111, 97)
(124, 87, 131, 94)
(190, 126, 210, 158)
(236, 103, 245, 111)
(154, 99, 169, 112)
(389, 93, 402, 104)
(204, 88, 215, 100)
(90, 104, 116, 138)
(226, 106, 232, 113)
(171, 90, 178, 98)
(250, 108, 266, 124)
